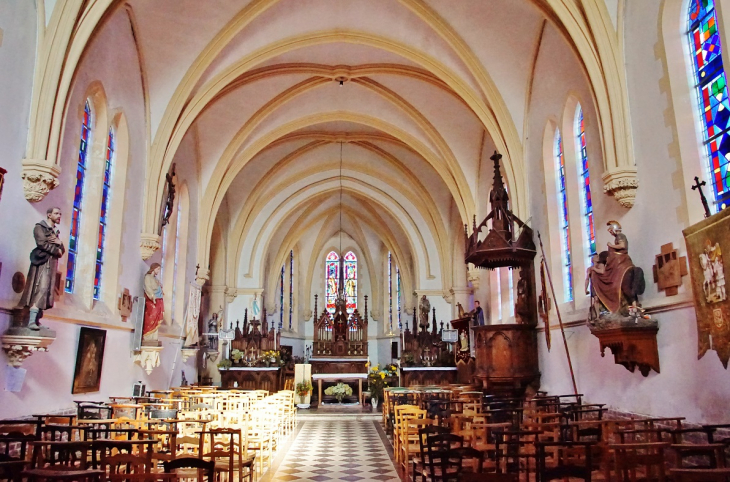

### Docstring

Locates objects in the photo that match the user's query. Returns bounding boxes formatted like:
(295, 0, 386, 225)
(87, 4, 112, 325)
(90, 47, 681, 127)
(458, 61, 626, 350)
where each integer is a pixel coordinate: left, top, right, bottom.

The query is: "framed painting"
(683, 207, 730, 368)
(72, 327, 107, 394)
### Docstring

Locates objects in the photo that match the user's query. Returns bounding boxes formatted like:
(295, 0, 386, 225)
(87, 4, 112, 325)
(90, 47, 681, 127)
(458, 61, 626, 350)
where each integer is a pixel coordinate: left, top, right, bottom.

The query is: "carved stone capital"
(140, 233, 161, 260)
(303, 309, 313, 320)
(602, 168, 639, 208)
(134, 345, 163, 375)
(2, 334, 56, 367)
(21, 159, 61, 202)
(467, 268, 481, 289)
(224, 287, 237, 304)
(195, 269, 210, 287)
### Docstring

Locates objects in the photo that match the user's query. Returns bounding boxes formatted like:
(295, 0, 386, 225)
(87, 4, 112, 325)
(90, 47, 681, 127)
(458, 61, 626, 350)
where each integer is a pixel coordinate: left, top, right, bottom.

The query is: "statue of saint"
(459, 330, 469, 352)
(18, 207, 65, 330)
(590, 221, 643, 314)
(472, 300, 485, 326)
(142, 263, 164, 344)
(419, 295, 430, 330)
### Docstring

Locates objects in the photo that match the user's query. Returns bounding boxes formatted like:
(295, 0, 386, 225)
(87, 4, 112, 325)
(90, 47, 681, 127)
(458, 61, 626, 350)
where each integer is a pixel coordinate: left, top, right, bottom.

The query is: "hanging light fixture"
(336, 142, 346, 317)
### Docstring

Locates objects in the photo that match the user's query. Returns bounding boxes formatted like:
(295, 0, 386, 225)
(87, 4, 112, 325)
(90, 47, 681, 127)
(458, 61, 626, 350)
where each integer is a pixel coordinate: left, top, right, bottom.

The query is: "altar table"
(312, 373, 368, 405)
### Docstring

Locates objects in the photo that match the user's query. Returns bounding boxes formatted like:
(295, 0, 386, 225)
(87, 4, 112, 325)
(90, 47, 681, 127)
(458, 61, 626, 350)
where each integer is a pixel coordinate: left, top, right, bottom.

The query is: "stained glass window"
(688, 0, 730, 211)
(289, 250, 293, 331)
(66, 101, 92, 293)
(397, 266, 402, 331)
(280, 265, 285, 330)
(388, 252, 393, 332)
(93, 127, 114, 300)
(325, 251, 339, 315)
(555, 129, 573, 301)
(575, 107, 597, 261)
(344, 251, 357, 314)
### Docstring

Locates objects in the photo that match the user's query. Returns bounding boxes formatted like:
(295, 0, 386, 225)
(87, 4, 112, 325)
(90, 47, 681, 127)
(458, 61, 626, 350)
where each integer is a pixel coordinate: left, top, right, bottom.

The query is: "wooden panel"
(473, 324, 540, 397)
(220, 369, 281, 392)
(310, 360, 367, 374)
(400, 369, 457, 387)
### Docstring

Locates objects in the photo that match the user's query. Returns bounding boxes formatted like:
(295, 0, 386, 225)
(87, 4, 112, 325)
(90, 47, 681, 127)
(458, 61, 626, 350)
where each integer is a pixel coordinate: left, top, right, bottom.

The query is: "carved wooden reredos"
(312, 294, 368, 357)
(230, 308, 280, 356)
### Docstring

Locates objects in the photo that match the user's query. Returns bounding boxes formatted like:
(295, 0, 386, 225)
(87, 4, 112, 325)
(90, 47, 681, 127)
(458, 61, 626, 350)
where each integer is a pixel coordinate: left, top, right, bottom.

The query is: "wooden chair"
(536, 440, 595, 481)
(458, 474, 517, 482)
(163, 457, 215, 482)
(425, 448, 463, 482)
(670, 467, 730, 481)
(22, 467, 105, 481)
(401, 417, 431, 479)
(101, 453, 152, 479)
(610, 442, 670, 482)
(31, 441, 92, 470)
(200, 428, 255, 482)
(412, 424, 451, 482)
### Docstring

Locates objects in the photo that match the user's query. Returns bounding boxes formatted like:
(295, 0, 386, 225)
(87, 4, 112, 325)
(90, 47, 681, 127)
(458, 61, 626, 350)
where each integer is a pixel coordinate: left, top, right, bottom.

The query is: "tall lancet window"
(397, 266, 402, 330)
(279, 265, 285, 330)
(555, 129, 573, 301)
(289, 250, 293, 330)
(575, 106, 596, 262)
(344, 251, 357, 314)
(325, 251, 339, 315)
(688, 0, 730, 211)
(93, 127, 114, 300)
(66, 101, 92, 293)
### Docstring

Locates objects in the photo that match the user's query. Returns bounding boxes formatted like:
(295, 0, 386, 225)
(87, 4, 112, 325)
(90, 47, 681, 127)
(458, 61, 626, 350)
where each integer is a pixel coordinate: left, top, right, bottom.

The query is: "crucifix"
(691, 176, 712, 218)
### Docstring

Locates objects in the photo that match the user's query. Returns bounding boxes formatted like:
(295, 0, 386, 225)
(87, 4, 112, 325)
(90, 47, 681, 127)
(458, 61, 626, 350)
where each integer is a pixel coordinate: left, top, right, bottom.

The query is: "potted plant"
(230, 349, 244, 365)
(367, 363, 398, 410)
(295, 380, 313, 408)
(217, 359, 232, 370)
(324, 382, 353, 403)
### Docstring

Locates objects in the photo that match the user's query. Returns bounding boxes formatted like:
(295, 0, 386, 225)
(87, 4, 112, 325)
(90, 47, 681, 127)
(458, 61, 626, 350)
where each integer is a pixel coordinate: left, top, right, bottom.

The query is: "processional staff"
(537, 232, 579, 398)
(691, 176, 712, 218)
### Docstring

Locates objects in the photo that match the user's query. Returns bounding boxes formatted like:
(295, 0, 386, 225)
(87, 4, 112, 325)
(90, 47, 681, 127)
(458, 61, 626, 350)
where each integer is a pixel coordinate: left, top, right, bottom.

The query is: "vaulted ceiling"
(44, 0, 624, 294)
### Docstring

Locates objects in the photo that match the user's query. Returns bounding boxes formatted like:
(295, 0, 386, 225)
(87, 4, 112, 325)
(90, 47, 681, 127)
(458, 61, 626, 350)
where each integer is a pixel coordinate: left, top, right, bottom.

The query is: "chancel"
(1, 1, 730, 481)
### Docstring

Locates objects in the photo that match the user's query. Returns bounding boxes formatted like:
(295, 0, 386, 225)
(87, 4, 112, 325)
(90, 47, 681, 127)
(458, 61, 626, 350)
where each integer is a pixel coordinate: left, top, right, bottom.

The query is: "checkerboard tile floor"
(270, 420, 401, 482)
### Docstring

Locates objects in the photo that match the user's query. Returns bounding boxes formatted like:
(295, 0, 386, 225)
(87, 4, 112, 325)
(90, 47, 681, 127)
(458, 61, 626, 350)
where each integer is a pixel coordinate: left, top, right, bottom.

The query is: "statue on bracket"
(142, 263, 164, 345)
(587, 221, 660, 376)
(17, 207, 65, 332)
(588, 220, 650, 323)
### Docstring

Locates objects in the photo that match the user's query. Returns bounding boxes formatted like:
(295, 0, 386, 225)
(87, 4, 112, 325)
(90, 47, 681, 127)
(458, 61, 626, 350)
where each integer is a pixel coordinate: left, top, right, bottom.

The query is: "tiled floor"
(269, 420, 401, 482)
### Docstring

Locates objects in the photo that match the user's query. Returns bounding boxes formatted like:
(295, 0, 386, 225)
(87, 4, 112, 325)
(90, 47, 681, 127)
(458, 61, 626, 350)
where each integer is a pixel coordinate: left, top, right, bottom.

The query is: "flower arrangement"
(260, 350, 280, 366)
(230, 349, 244, 363)
(217, 359, 232, 370)
(324, 382, 353, 403)
(295, 380, 313, 400)
(367, 363, 398, 402)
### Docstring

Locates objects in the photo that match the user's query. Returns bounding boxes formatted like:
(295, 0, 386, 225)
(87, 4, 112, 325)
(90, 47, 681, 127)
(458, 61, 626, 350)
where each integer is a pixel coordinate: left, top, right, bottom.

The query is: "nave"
(268, 417, 400, 482)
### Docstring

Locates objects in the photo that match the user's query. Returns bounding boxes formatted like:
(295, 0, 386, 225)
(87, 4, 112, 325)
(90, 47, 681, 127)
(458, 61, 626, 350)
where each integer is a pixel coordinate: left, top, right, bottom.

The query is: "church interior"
(1, 0, 730, 480)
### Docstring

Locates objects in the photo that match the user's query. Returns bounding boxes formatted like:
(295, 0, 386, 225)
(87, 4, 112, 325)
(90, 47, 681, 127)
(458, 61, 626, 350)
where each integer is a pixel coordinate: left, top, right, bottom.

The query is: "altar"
(400, 367, 457, 387)
(220, 367, 281, 391)
(313, 373, 367, 405)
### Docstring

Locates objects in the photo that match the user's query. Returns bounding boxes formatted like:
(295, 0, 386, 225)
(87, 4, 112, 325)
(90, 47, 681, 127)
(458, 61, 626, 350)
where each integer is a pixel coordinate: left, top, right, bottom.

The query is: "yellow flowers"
(380, 372, 386, 379)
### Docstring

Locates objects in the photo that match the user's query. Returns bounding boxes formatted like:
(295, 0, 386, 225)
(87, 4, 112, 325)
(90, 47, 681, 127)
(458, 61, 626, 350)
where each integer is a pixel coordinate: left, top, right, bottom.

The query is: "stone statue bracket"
(134, 345, 163, 375)
(3, 308, 56, 367)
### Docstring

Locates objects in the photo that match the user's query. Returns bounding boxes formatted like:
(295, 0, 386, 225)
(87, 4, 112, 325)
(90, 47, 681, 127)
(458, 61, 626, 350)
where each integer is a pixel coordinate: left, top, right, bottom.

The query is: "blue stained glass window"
(66, 101, 92, 293)
(388, 252, 393, 333)
(575, 107, 597, 262)
(397, 266, 401, 331)
(555, 129, 573, 301)
(93, 128, 114, 300)
(280, 265, 284, 330)
(688, 0, 730, 211)
(289, 250, 293, 331)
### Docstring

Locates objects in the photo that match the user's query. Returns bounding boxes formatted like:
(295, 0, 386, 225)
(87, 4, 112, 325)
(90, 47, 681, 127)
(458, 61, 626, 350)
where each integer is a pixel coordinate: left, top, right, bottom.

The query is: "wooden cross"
(692, 176, 712, 218)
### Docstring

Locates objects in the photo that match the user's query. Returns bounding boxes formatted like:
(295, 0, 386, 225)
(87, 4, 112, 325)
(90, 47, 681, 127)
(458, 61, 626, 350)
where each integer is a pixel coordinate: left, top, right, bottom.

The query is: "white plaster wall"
(0, 8, 200, 417)
(528, 4, 730, 424)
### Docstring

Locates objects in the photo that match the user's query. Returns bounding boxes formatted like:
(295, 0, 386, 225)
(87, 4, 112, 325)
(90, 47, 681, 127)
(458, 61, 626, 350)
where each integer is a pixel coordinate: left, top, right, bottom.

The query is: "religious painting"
(72, 327, 106, 394)
(683, 207, 730, 368)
